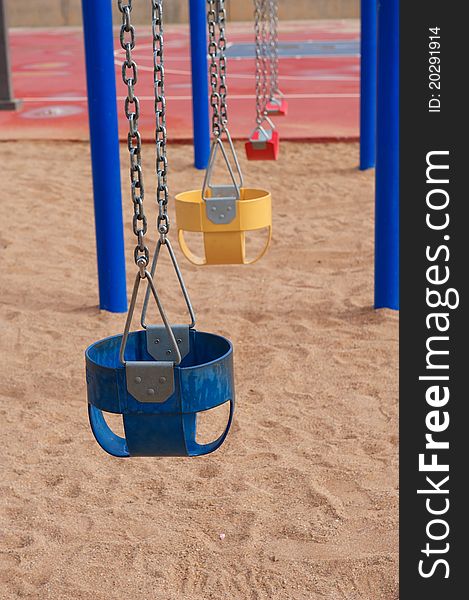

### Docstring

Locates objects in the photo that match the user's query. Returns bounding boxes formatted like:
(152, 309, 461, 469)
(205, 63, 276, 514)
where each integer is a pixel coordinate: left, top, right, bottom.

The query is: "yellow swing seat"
(175, 187, 272, 265)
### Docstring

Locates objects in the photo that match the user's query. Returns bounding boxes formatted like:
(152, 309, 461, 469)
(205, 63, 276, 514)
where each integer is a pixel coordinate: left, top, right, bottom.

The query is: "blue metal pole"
(359, 0, 377, 170)
(375, 0, 399, 310)
(188, 0, 211, 170)
(81, 0, 127, 313)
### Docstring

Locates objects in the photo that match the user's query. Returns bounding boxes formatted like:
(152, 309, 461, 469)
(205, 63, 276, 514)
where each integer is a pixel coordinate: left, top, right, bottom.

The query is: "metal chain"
(254, 0, 269, 124)
(118, 0, 149, 273)
(260, 0, 270, 109)
(268, 0, 279, 96)
(205, 0, 244, 194)
(151, 0, 169, 242)
(217, 0, 229, 128)
(116, 0, 195, 348)
(254, 0, 262, 124)
(207, 0, 229, 136)
(207, 0, 221, 137)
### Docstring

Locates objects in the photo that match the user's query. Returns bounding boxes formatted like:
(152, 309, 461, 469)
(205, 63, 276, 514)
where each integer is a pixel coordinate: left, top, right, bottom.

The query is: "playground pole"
(375, 0, 399, 310)
(188, 0, 211, 170)
(0, 0, 21, 110)
(359, 0, 377, 170)
(81, 0, 128, 313)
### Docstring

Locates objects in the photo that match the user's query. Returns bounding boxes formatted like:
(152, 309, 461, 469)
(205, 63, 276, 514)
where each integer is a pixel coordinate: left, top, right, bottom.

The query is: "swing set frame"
(78, 0, 399, 313)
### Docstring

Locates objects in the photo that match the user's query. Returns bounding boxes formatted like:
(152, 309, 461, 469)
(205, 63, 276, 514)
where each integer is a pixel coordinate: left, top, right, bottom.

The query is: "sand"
(0, 141, 398, 600)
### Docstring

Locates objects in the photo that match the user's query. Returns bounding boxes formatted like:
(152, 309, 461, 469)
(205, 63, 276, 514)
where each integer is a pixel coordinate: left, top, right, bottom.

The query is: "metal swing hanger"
(174, 0, 272, 265)
(268, 0, 279, 98)
(203, 0, 244, 222)
(253, 0, 277, 146)
(117, 0, 196, 366)
(265, 0, 287, 116)
(85, 0, 236, 459)
(254, 0, 269, 126)
(202, 133, 243, 225)
(249, 114, 276, 144)
(140, 237, 196, 331)
(245, 0, 280, 160)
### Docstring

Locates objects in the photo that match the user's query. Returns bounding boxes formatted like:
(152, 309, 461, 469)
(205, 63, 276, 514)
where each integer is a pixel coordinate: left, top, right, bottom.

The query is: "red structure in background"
(0, 21, 359, 142)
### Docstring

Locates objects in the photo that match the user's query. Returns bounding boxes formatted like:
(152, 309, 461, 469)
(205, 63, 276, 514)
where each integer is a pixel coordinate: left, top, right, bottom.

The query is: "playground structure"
(0, 4, 400, 593)
(244, 0, 283, 161)
(79, 0, 399, 314)
(0, 0, 398, 457)
(86, 0, 236, 458)
(81, 0, 398, 458)
(175, 0, 272, 265)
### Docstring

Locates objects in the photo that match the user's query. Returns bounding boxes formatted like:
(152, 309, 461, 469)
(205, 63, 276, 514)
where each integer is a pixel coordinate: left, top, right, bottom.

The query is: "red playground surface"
(0, 21, 359, 143)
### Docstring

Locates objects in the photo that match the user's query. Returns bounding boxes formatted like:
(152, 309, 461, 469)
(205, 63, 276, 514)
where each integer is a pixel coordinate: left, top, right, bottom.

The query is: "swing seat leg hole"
(100, 412, 125, 439)
(196, 401, 232, 446)
(178, 231, 207, 265)
(88, 405, 130, 458)
(244, 227, 272, 264)
(178, 228, 271, 265)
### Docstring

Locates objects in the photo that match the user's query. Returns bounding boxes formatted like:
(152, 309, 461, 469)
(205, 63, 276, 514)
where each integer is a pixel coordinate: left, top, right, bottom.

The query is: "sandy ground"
(0, 141, 398, 600)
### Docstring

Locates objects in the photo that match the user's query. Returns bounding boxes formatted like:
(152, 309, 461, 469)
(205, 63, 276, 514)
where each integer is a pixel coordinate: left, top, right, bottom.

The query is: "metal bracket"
(266, 96, 283, 114)
(202, 134, 243, 225)
(146, 325, 190, 362)
(206, 189, 237, 224)
(140, 238, 196, 332)
(250, 127, 273, 150)
(126, 361, 175, 404)
(249, 116, 276, 150)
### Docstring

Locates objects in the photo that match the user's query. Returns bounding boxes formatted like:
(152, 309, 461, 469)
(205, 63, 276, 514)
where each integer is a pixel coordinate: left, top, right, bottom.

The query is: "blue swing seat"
(85, 329, 234, 458)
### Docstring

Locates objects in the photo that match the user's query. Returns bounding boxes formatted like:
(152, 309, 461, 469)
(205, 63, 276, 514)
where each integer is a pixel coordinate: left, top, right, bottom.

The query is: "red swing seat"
(266, 96, 288, 117)
(245, 125, 279, 161)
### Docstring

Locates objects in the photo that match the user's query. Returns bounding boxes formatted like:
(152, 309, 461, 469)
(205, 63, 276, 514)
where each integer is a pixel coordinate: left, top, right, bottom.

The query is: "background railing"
(6, 0, 359, 27)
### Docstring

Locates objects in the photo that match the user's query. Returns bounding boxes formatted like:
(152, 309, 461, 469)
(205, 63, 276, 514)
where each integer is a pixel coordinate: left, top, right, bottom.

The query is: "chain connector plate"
(126, 360, 174, 404)
(205, 185, 237, 224)
(146, 324, 190, 362)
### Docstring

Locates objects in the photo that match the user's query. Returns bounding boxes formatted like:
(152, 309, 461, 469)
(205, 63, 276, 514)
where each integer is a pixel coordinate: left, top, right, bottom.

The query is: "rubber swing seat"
(86, 329, 234, 457)
(175, 187, 272, 265)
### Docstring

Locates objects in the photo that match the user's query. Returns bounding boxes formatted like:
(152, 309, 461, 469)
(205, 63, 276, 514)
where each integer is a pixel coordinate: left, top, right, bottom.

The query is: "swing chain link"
(151, 0, 170, 243)
(207, 0, 221, 137)
(260, 0, 270, 116)
(207, 0, 230, 136)
(254, 0, 269, 125)
(116, 0, 196, 359)
(217, 0, 229, 129)
(204, 0, 244, 199)
(268, 0, 279, 96)
(118, 0, 149, 273)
